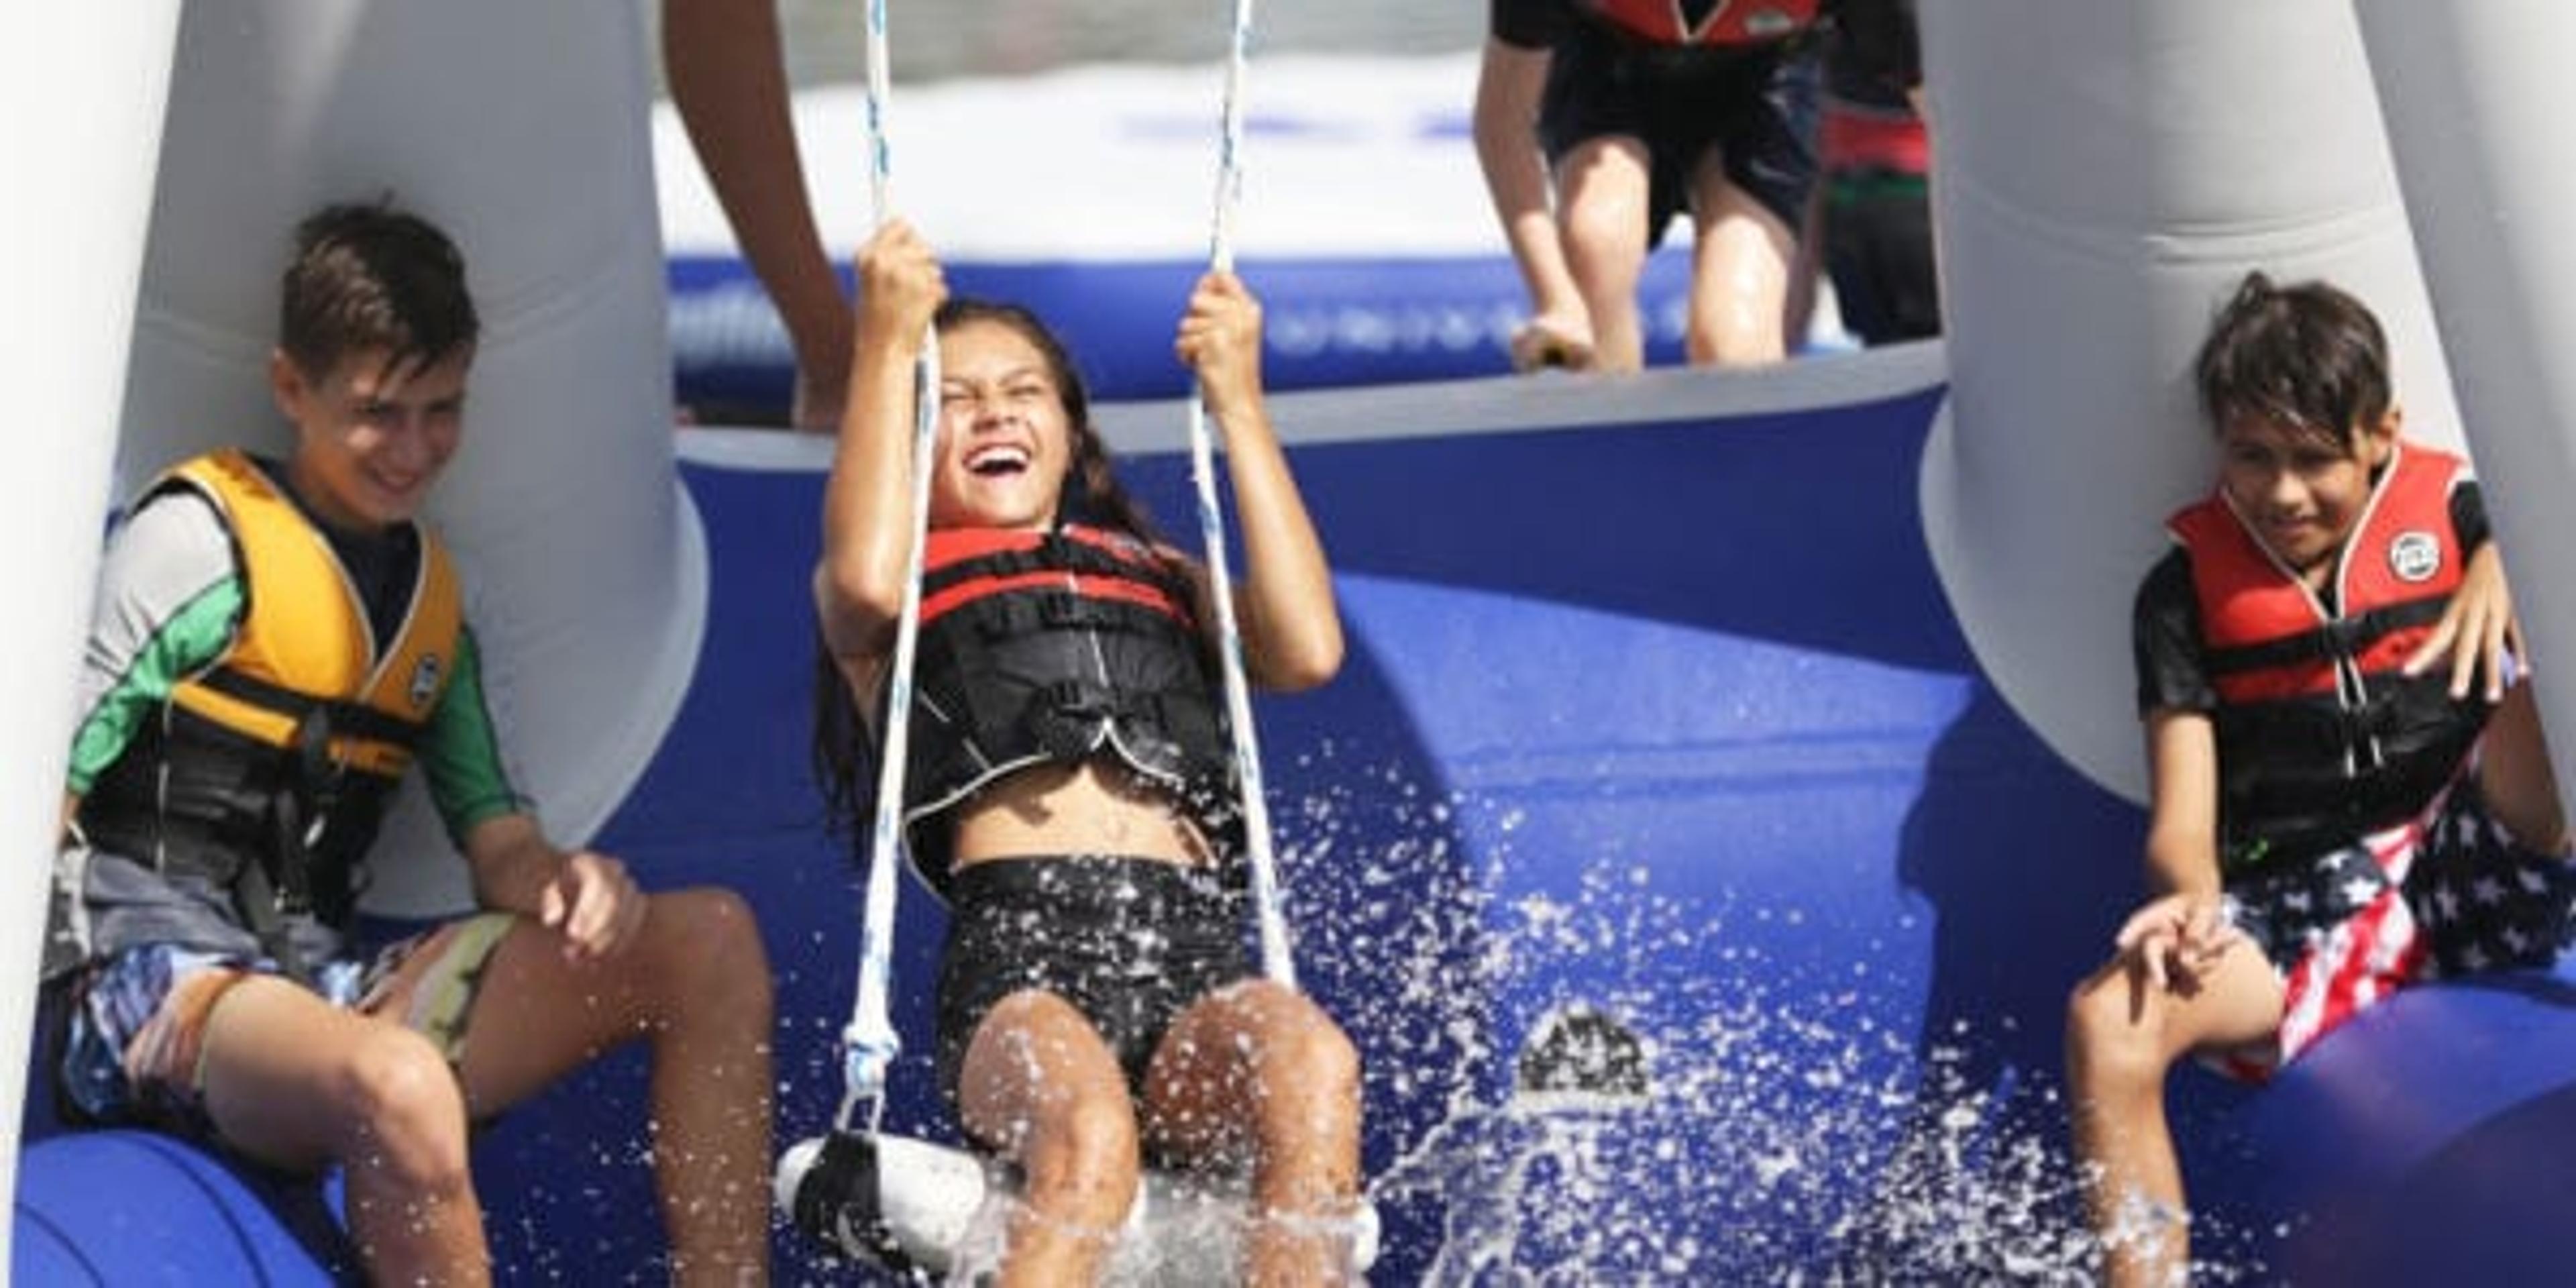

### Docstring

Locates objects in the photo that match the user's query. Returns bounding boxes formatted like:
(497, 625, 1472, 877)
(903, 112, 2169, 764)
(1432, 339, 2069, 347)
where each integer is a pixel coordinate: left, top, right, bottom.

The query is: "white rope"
(1185, 0, 1298, 989)
(839, 0, 943, 1134)
(839, 0, 1290, 1135)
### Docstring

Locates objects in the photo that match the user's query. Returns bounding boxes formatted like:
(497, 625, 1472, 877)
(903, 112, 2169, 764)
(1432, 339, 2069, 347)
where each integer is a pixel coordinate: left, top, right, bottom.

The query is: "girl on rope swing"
(811, 216, 1366, 1285)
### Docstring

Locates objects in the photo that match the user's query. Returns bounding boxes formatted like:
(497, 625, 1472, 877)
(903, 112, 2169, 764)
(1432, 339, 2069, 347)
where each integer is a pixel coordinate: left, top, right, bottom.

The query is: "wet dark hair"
(810, 297, 1189, 845)
(280, 200, 479, 384)
(2192, 270, 2392, 452)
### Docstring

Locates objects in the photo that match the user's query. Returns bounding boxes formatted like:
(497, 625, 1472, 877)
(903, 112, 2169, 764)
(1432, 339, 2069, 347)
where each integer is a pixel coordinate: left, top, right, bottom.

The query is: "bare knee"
(1203, 985, 1360, 1175)
(965, 996, 1141, 1219)
(1564, 232, 1644, 299)
(1023, 1089, 1142, 1222)
(1556, 180, 1646, 282)
(2065, 969, 2171, 1096)
(638, 887, 773, 1022)
(337, 1025, 471, 1190)
(1259, 1014, 1360, 1124)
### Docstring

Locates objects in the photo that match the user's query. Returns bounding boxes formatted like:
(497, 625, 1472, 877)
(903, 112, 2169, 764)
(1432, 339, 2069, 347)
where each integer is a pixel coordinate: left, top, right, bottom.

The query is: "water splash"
(1269, 750, 2273, 1283)
(946, 1185, 1375, 1287)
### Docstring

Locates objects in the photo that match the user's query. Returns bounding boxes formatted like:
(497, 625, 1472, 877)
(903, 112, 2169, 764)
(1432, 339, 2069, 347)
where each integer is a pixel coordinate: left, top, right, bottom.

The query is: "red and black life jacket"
(1587, 0, 1821, 46)
(898, 524, 1236, 895)
(2170, 441, 2485, 870)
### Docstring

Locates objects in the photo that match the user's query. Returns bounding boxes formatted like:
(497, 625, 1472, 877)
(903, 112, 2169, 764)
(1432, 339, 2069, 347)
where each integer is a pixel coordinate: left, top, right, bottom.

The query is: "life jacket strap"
(196, 666, 429, 750)
(2202, 594, 2449, 678)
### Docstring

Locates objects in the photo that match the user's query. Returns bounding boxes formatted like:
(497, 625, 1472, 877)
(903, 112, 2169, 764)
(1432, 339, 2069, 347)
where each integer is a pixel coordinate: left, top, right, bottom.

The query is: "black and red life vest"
(898, 524, 1236, 894)
(1588, 0, 1821, 46)
(2169, 440, 2486, 869)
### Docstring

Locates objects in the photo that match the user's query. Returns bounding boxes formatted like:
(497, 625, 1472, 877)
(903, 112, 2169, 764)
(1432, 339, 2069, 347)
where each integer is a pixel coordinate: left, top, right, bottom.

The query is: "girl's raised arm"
(1175, 270, 1342, 692)
(815, 219, 946, 681)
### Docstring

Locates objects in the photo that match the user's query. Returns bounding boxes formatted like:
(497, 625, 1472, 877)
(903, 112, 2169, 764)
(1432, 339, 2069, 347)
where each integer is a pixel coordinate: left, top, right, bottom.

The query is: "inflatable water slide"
(11, 1, 2576, 1281)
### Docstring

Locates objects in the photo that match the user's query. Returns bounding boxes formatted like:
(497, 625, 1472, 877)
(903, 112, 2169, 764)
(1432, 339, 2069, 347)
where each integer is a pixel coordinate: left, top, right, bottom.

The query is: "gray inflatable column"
(0, 0, 182, 1248)
(118, 0, 708, 914)
(2355, 1, 2576, 816)
(1918, 0, 2459, 798)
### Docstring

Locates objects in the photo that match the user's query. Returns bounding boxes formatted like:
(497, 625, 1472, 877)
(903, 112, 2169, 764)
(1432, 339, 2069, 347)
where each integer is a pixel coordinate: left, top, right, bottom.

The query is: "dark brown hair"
(280, 200, 479, 384)
(2193, 270, 2392, 452)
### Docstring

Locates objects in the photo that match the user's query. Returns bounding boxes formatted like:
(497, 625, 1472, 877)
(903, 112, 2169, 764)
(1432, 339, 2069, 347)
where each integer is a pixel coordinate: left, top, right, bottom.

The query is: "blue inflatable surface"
(14, 1131, 352, 1285)
(667, 251, 1703, 418)
(19, 378, 2576, 1281)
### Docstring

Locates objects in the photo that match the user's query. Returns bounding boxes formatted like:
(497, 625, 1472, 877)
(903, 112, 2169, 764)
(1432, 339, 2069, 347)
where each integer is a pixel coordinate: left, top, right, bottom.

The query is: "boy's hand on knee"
(2114, 893, 2233, 991)
(540, 850, 649, 963)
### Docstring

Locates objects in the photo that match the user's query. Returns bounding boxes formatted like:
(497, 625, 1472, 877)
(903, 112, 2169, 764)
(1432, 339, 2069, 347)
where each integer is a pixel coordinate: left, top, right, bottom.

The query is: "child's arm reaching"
(1175, 270, 1342, 693)
(2404, 541, 2522, 703)
(2120, 708, 2237, 989)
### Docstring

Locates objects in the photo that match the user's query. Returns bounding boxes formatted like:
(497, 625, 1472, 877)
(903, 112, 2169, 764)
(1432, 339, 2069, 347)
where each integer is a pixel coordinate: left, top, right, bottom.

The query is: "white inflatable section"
(678, 339, 1949, 471)
(2354, 1, 2576, 819)
(655, 53, 1490, 262)
(119, 1, 706, 916)
(0, 1, 182, 1250)
(1919, 0, 2463, 801)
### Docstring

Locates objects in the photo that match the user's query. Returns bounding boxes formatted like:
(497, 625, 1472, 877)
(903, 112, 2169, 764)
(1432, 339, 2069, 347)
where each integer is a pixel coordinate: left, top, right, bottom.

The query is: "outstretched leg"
(395, 888, 775, 1286)
(2063, 938, 2280, 1288)
(1146, 979, 1363, 1287)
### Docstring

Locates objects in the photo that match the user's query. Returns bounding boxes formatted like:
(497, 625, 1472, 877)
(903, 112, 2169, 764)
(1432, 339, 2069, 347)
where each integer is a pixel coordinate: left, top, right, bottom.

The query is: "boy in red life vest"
(2064, 271, 2576, 1286)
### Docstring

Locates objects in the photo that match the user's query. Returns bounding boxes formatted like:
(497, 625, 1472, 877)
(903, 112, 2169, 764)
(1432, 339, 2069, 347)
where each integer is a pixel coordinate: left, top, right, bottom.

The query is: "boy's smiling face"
(272, 345, 470, 533)
(2217, 409, 2398, 581)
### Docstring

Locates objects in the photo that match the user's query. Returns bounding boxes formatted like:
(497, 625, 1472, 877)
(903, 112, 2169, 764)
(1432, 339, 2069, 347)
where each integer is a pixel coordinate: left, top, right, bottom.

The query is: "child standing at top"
(2064, 271, 2575, 1285)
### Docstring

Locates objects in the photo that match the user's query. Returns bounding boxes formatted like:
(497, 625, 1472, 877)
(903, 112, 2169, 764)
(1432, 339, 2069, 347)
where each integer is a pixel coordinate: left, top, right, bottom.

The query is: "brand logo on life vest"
(1740, 6, 1802, 38)
(409, 654, 443, 710)
(1670, 0, 1803, 41)
(2387, 530, 2443, 584)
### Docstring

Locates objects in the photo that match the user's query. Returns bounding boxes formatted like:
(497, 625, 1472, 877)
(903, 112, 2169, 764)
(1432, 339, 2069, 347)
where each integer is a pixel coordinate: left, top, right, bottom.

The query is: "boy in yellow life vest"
(2064, 272, 2575, 1286)
(50, 201, 774, 1285)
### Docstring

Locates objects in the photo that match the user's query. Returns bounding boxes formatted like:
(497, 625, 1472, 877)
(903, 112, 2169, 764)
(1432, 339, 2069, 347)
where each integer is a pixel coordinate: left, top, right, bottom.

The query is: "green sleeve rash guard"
(68, 490, 533, 844)
(416, 626, 535, 842)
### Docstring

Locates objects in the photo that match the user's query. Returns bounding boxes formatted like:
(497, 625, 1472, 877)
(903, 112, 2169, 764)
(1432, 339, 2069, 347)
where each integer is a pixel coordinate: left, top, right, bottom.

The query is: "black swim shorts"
(1538, 21, 1821, 243)
(934, 855, 1252, 1120)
